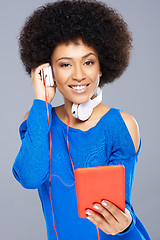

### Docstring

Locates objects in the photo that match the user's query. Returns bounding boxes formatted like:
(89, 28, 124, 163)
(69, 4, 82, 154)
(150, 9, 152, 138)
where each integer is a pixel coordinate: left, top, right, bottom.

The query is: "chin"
(71, 96, 91, 105)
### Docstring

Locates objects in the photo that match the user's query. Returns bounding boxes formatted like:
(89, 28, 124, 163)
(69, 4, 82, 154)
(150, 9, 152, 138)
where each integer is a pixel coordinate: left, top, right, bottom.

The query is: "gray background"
(0, 0, 159, 239)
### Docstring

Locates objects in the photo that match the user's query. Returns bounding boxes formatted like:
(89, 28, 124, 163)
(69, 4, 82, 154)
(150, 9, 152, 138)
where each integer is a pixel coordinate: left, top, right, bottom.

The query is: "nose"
(72, 64, 86, 81)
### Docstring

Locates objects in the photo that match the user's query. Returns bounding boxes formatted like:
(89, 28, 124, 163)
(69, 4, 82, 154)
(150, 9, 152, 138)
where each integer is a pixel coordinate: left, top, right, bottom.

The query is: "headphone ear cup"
(72, 100, 93, 121)
(41, 66, 54, 86)
(48, 66, 54, 86)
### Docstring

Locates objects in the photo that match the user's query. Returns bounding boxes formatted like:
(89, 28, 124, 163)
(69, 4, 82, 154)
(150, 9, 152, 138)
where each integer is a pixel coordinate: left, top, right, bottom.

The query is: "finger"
(93, 203, 120, 229)
(32, 63, 50, 76)
(86, 210, 115, 235)
(32, 63, 51, 87)
(101, 200, 126, 223)
(101, 202, 132, 232)
(36, 63, 50, 75)
(36, 63, 50, 71)
(91, 203, 132, 234)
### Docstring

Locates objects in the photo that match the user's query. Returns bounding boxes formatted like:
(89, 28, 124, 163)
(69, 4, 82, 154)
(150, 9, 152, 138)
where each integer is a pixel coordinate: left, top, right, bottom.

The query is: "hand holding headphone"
(31, 64, 56, 103)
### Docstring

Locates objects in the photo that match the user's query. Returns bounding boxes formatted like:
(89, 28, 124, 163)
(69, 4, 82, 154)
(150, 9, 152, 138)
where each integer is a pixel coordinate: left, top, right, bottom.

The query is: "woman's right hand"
(31, 63, 56, 103)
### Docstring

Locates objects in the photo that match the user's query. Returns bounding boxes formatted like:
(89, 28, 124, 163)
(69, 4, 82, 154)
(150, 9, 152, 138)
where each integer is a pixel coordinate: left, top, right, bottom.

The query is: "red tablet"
(74, 165, 125, 218)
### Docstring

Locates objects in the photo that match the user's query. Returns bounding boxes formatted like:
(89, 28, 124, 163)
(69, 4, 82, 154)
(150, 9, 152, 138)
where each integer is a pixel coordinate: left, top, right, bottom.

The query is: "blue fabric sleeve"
(12, 99, 52, 189)
(108, 152, 141, 237)
(106, 110, 150, 239)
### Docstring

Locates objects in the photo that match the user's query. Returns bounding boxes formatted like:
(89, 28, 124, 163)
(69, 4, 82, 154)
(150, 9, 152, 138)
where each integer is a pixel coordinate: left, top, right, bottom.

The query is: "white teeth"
(71, 85, 87, 90)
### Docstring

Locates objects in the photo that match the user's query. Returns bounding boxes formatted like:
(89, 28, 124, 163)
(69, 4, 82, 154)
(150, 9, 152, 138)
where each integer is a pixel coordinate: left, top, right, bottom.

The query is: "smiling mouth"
(69, 84, 90, 90)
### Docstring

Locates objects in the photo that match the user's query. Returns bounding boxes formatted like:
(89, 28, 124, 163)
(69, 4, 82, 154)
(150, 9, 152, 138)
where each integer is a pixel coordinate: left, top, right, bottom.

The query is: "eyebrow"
(56, 52, 97, 62)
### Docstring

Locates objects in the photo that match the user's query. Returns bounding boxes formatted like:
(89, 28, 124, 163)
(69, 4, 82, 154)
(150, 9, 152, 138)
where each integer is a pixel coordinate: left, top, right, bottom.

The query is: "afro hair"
(19, 0, 132, 87)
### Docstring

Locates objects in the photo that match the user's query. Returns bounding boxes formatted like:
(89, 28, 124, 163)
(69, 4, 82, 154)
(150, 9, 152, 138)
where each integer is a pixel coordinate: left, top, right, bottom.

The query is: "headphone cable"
(43, 71, 100, 240)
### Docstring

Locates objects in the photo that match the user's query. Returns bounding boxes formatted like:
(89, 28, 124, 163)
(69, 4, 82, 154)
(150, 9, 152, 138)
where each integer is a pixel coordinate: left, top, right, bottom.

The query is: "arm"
(12, 99, 52, 189)
(22, 111, 29, 122)
(120, 111, 140, 154)
(86, 112, 143, 236)
(12, 63, 56, 189)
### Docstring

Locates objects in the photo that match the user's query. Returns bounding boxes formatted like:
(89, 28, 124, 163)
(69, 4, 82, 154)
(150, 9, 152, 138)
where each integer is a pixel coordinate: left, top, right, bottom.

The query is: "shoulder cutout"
(120, 111, 140, 153)
(22, 111, 29, 122)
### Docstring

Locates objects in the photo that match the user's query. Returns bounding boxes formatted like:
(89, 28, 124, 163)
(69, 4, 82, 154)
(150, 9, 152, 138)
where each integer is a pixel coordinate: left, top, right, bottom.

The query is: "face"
(51, 39, 102, 105)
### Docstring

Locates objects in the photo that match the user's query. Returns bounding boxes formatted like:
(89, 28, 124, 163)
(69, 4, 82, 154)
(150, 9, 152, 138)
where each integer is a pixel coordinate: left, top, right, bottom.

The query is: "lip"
(68, 83, 90, 94)
(69, 83, 90, 87)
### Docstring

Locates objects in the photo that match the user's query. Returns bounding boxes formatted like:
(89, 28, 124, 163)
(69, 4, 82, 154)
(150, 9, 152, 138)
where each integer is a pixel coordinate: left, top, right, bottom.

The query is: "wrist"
(35, 96, 52, 104)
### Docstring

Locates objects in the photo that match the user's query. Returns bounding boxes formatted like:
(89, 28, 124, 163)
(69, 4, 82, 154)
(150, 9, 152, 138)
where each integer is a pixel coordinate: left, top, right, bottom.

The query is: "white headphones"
(72, 87, 102, 121)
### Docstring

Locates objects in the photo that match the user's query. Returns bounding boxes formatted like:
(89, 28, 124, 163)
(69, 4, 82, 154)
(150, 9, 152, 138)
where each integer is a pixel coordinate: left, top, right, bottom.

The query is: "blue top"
(13, 99, 151, 240)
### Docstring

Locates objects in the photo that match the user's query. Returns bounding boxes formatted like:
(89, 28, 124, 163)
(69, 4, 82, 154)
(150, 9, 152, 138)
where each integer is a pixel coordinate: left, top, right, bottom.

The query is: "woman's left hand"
(85, 200, 132, 235)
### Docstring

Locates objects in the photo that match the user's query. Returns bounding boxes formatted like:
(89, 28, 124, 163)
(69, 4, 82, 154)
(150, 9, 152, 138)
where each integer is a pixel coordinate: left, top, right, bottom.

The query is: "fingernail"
(86, 211, 92, 216)
(101, 200, 107, 207)
(93, 205, 100, 210)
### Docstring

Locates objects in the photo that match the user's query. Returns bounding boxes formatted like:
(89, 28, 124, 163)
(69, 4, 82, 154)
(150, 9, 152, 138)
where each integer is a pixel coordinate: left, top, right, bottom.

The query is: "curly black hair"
(19, 0, 132, 87)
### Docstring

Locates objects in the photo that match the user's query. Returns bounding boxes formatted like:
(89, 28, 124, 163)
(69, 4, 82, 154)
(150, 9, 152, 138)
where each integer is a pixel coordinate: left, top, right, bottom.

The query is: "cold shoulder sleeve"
(12, 99, 52, 189)
(105, 109, 151, 238)
(107, 110, 141, 200)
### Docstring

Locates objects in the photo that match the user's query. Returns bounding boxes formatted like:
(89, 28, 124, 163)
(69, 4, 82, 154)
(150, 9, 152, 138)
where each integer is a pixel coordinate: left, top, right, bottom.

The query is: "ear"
(100, 71, 102, 77)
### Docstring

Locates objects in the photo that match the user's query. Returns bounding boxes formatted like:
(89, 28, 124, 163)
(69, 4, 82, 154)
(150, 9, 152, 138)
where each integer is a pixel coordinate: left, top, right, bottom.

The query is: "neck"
(63, 100, 80, 125)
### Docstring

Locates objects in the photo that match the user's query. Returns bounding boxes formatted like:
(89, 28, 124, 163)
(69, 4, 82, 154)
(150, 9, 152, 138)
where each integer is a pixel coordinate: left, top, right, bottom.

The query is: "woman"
(13, 0, 151, 239)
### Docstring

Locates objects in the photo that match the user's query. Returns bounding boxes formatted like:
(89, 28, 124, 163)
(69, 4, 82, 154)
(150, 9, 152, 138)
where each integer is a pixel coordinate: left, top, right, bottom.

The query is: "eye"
(84, 61, 95, 66)
(60, 63, 71, 68)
